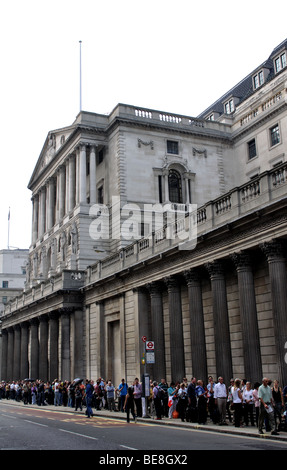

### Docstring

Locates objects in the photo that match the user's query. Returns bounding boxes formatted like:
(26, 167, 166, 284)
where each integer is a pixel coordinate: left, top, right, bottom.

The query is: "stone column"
(75, 147, 80, 205)
(231, 252, 262, 382)
(73, 309, 83, 378)
(39, 315, 49, 381)
(68, 155, 76, 211)
(49, 312, 59, 381)
(1, 329, 8, 381)
(79, 143, 87, 203)
(13, 325, 21, 380)
(65, 159, 70, 215)
(184, 268, 207, 381)
(146, 281, 166, 380)
(96, 301, 105, 379)
(261, 240, 287, 385)
(7, 327, 14, 380)
(184, 174, 190, 204)
(163, 169, 169, 202)
(61, 310, 71, 381)
(89, 145, 97, 204)
(47, 177, 56, 230)
(30, 318, 39, 379)
(164, 276, 185, 382)
(32, 194, 39, 244)
(205, 260, 233, 382)
(39, 187, 46, 237)
(59, 165, 66, 220)
(20, 322, 29, 379)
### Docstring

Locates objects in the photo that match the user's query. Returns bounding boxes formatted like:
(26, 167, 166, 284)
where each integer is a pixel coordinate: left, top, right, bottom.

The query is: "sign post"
(146, 340, 155, 364)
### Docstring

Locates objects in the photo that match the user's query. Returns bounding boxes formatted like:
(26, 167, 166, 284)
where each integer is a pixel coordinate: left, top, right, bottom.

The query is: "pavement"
(2, 399, 287, 443)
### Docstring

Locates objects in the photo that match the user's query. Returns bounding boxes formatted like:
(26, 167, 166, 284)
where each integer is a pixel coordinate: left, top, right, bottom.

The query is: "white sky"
(1, 0, 286, 250)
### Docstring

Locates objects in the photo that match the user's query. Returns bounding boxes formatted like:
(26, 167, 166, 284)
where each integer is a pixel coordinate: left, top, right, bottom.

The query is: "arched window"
(168, 169, 182, 203)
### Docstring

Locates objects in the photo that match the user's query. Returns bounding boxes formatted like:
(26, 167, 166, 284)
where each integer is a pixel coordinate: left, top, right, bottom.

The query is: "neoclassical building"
(1, 39, 287, 387)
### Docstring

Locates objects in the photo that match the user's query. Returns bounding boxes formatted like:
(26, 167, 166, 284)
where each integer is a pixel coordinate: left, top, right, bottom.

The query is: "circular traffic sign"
(142, 336, 147, 342)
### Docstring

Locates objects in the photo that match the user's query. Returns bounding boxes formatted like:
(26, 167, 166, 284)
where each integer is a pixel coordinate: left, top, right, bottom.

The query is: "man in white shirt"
(214, 376, 228, 425)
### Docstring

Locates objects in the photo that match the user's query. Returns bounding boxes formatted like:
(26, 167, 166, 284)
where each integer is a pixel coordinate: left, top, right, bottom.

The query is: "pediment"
(28, 125, 76, 190)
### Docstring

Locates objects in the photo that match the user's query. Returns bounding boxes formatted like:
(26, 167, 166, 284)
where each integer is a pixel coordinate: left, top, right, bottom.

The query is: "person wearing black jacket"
(187, 377, 197, 422)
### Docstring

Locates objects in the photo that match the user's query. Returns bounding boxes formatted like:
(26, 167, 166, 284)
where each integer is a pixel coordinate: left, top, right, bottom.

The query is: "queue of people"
(1, 375, 287, 434)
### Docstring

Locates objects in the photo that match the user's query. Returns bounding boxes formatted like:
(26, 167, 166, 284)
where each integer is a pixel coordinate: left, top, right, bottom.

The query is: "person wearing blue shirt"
(116, 379, 128, 412)
(196, 380, 208, 424)
(85, 380, 94, 418)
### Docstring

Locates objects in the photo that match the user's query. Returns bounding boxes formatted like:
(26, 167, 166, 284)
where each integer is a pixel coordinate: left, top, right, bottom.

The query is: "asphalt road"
(1, 401, 287, 454)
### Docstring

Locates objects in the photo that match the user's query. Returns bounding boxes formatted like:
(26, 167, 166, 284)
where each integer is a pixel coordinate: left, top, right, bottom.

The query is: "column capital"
(260, 239, 285, 261)
(230, 251, 252, 270)
(38, 314, 49, 323)
(205, 260, 225, 278)
(30, 317, 39, 326)
(48, 311, 59, 321)
(163, 275, 180, 291)
(59, 307, 74, 315)
(183, 268, 201, 285)
(146, 281, 163, 296)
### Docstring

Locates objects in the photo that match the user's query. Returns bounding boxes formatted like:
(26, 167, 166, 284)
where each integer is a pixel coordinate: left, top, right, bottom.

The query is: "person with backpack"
(152, 381, 163, 420)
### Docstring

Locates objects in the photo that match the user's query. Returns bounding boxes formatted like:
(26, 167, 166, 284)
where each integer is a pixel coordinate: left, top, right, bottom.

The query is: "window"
(224, 99, 234, 114)
(2, 296, 7, 304)
(168, 169, 182, 203)
(207, 114, 214, 121)
(98, 186, 104, 204)
(270, 124, 280, 147)
(98, 149, 104, 164)
(253, 70, 264, 89)
(167, 140, 179, 155)
(248, 139, 257, 160)
(2, 281, 8, 288)
(274, 52, 286, 73)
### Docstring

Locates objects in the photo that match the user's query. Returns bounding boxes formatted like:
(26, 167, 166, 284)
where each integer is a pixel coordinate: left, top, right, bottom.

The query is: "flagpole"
(7, 207, 10, 250)
(79, 40, 82, 112)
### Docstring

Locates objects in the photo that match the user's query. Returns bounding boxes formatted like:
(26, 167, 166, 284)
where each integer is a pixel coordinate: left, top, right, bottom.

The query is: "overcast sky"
(1, 0, 286, 250)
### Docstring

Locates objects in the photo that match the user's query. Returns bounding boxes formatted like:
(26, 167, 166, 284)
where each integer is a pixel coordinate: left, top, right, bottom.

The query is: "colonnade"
(1, 240, 287, 386)
(31, 144, 99, 244)
(143, 240, 287, 386)
(1, 309, 83, 382)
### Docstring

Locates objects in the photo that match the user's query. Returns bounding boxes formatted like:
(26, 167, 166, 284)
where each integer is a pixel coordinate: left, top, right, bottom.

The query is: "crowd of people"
(1, 375, 287, 434)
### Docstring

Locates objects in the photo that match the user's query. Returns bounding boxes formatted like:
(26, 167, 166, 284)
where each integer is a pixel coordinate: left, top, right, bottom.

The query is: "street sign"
(142, 336, 147, 342)
(146, 351, 155, 364)
(146, 341, 154, 351)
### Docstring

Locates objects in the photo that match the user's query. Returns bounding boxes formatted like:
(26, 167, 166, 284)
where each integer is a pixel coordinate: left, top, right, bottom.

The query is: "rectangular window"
(270, 124, 280, 147)
(2, 296, 7, 304)
(253, 71, 264, 89)
(98, 186, 104, 204)
(2, 281, 8, 288)
(275, 52, 286, 73)
(275, 57, 281, 73)
(248, 139, 257, 160)
(224, 99, 234, 114)
(167, 140, 179, 155)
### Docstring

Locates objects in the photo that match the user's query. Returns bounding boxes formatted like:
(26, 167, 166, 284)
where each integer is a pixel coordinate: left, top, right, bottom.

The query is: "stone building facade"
(1, 39, 287, 387)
